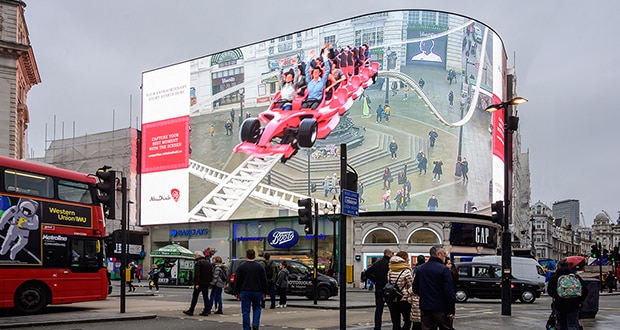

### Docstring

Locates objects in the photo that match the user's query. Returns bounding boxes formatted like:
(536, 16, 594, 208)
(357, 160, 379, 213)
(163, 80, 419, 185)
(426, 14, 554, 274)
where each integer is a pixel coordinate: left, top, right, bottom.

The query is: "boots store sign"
(267, 228, 299, 249)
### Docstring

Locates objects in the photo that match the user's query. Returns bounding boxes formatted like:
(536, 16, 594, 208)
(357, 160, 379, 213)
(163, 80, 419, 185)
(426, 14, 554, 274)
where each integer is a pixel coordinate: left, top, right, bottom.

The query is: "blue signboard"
(267, 228, 300, 248)
(342, 189, 359, 217)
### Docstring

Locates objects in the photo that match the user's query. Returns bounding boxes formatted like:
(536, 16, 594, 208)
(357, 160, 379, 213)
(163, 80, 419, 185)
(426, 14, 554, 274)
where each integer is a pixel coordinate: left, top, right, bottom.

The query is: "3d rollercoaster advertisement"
(140, 10, 507, 226)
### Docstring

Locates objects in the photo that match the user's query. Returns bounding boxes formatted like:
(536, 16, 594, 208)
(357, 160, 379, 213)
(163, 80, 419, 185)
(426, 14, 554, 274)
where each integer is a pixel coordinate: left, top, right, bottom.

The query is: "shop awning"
(150, 244, 194, 259)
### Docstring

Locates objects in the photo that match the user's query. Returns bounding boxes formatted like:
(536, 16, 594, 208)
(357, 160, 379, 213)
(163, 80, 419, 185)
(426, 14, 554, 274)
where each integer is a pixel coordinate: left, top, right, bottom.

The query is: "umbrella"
(566, 256, 586, 270)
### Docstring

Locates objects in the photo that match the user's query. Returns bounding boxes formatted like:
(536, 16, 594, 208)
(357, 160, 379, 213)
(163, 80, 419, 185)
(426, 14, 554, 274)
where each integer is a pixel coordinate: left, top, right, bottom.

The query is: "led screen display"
(141, 10, 506, 225)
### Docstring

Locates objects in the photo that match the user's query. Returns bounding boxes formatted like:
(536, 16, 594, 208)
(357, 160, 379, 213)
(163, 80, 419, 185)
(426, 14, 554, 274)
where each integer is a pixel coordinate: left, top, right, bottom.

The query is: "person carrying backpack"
(547, 259, 588, 330)
(386, 251, 414, 330)
(260, 253, 278, 309)
(207, 256, 227, 314)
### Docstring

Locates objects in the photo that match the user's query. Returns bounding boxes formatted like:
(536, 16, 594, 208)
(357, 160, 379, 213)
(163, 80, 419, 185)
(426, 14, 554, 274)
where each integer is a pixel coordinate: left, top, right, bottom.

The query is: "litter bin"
(579, 278, 600, 319)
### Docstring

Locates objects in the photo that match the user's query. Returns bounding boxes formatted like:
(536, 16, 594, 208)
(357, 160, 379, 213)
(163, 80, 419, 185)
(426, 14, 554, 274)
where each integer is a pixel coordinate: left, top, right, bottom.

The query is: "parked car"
(224, 259, 338, 300)
(454, 262, 542, 303)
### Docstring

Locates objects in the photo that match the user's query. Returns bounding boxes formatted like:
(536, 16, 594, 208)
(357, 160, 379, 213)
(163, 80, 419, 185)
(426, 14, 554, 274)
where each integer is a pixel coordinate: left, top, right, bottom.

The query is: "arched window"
(363, 229, 397, 244)
(408, 228, 440, 244)
(210, 49, 244, 67)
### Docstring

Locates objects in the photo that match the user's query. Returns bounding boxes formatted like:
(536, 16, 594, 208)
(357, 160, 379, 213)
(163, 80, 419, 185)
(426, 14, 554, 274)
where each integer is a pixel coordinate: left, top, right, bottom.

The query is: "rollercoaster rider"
(302, 47, 331, 110)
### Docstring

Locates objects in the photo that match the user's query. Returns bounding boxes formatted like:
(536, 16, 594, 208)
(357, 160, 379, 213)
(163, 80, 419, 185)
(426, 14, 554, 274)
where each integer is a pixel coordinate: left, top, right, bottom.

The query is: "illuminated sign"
(170, 228, 209, 237)
(267, 228, 299, 248)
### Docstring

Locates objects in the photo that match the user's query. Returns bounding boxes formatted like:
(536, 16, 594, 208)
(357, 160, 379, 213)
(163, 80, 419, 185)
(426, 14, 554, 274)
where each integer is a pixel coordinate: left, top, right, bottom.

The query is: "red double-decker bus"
(0, 156, 108, 314)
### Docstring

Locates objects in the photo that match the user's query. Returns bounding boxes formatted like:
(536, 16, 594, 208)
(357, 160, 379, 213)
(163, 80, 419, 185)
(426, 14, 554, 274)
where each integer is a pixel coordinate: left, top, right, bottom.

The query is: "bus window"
(70, 238, 103, 271)
(58, 179, 93, 204)
(4, 169, 54, 198)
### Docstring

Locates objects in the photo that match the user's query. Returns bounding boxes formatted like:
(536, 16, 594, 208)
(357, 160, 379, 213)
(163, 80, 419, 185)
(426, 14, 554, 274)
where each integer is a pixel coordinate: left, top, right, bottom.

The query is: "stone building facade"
(0, 0, 40, 158)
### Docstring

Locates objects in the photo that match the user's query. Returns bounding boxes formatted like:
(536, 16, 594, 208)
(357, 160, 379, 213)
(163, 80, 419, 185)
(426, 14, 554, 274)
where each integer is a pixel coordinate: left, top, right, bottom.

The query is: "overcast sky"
(23, 1, 620, 226)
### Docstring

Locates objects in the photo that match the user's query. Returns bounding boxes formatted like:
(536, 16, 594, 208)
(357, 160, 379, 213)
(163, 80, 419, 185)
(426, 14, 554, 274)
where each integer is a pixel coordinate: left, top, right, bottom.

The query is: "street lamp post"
(324, 196, 339, 278)
(485, 94, 528, 316)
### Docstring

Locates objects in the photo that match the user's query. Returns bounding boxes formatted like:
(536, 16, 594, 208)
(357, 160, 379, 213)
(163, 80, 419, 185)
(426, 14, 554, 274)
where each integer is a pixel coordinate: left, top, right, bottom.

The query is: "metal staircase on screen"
(188, 157, 339, 222)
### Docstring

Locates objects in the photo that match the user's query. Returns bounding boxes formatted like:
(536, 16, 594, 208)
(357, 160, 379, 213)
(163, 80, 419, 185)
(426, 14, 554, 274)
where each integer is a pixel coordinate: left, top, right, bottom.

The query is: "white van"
(472, 256, 546, 288)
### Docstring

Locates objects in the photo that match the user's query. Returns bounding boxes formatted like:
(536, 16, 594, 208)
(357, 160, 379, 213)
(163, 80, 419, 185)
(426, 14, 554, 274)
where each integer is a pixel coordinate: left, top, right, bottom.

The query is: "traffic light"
(603, 249, 609, 260)
(491, 201, 504, 225)
(612, 247, 619, 262)
(297, 198, 312, 225)
(96, 166, 116, 219)
(304, 222, 313, 235)
(591, 244, 599, 259)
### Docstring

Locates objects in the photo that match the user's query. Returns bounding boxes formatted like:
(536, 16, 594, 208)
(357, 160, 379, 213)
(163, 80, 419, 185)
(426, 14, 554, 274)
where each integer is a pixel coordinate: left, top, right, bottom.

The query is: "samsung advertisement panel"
(140, 10, 506, 225)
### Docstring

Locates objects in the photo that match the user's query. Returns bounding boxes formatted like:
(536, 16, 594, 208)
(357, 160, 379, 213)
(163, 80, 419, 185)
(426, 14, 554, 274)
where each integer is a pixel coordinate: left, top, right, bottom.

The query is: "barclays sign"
(267, 228, 299, 249)
(170, 228, 209, 237)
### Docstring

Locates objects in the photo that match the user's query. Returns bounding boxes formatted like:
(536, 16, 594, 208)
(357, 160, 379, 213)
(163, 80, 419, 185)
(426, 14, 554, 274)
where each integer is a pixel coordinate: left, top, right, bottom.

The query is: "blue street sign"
(342, 189, 359, 217)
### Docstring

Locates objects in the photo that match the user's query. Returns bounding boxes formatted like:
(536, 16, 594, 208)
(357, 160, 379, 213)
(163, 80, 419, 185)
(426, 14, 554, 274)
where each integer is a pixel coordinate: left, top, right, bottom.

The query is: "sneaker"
(282, 304, 286, 308)
(146, 290, 152, 293)
(199, 311, 210, 316)
(275, 305, 281, 308)
(155, 290, 159, 293)
(183, 310, 193, 316)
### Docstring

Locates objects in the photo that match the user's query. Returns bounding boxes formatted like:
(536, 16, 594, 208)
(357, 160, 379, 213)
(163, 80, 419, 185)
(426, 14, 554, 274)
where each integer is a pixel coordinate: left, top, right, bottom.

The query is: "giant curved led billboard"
(140, 10, 506, 225)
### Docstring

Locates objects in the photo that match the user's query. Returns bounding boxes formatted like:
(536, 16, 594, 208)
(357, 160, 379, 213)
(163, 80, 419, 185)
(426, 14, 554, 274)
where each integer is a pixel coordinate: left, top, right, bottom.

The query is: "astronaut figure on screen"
(0, 198, 40, 260)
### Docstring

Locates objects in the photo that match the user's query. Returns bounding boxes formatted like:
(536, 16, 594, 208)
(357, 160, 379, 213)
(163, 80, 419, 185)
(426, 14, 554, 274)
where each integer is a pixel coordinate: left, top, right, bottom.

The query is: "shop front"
(353, 212, 499, 287)
(231, 216, 337, 274)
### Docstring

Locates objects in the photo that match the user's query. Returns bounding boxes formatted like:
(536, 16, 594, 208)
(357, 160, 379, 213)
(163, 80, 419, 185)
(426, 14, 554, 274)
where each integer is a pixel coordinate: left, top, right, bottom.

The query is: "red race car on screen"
(234, 61, 378, 161)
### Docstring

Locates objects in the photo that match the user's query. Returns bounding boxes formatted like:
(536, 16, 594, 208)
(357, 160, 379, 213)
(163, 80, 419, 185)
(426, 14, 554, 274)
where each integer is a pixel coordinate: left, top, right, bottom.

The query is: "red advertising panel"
(141, 116, 190, 174)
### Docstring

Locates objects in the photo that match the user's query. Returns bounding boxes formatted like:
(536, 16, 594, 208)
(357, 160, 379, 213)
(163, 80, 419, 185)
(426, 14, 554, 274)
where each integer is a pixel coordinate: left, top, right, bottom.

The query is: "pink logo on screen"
(171, 188, 180, 202)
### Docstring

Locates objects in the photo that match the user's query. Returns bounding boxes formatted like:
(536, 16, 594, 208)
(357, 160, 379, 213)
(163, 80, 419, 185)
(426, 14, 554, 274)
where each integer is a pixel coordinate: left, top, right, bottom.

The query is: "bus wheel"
(14, 283, 49, 315)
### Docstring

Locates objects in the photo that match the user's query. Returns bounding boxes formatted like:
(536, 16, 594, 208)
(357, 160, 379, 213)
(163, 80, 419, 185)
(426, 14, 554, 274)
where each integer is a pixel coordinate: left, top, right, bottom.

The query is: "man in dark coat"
(364, 248, 394, 330)
(547, 259, 588, 330)
(412, 246, 455, 330)
(183, 251, 213, 316)
(234, 249, 268, 330)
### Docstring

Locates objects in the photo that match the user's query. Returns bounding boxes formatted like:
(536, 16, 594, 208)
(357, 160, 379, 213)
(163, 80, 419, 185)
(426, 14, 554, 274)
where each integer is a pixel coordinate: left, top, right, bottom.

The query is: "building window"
(363, 229, 397, 244)
(324, 35, 336, 46)
(408, 229, 440, 244)
(354, 27, 384, 47)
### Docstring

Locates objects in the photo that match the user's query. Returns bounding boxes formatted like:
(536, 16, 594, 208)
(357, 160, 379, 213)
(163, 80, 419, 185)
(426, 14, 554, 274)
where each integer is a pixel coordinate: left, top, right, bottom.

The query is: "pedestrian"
(361, 269, 368, 289)
(605, 270, 615, 293)
(233, 249, 268, 330)
(412, 255, 426, 276)
(403, 85, 409, 100)
(275, 261, 289, 308)
(364, 248, 394, 330)
(376, 104, 384, 123)
(383, 103, 391, 122)
(391, 81, 398, 96)
(225, 120, 233, 136)
(547, 259, 588, 330)
(417, 151, 427, 175)
(260, 253, 278, 309)
(130, 261, 140, 283)
(245, 111, 251, 119)
(395, 189, 406, 211)
(208, 256, 227, 314)
(403, 180, 412, 204)
(427, 195, 439, 211)
(383, 189, 392, 210)
(418, 78, 425, 90)
(448, 90, 454, 107)
(126, 264, 136, 293)
(382, 167, 393, 190)
(323, 176, 330, 197)
(444, 257, 459, 287)
(148, 264, 160, 293)
(358, 181, 365, 204)
(388, 251, 413, 330)
(183, 251, 213, 316)
(230, 109, 235, 123)
(412, 246, 455, 330)
(432, 159, 443, 182)
(428, 129, 438, 148)
(389, 139, 398, 160)
(460, 157, 469, 182)
(209, 124, 215, 138)
(330, 173, 339, 195)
